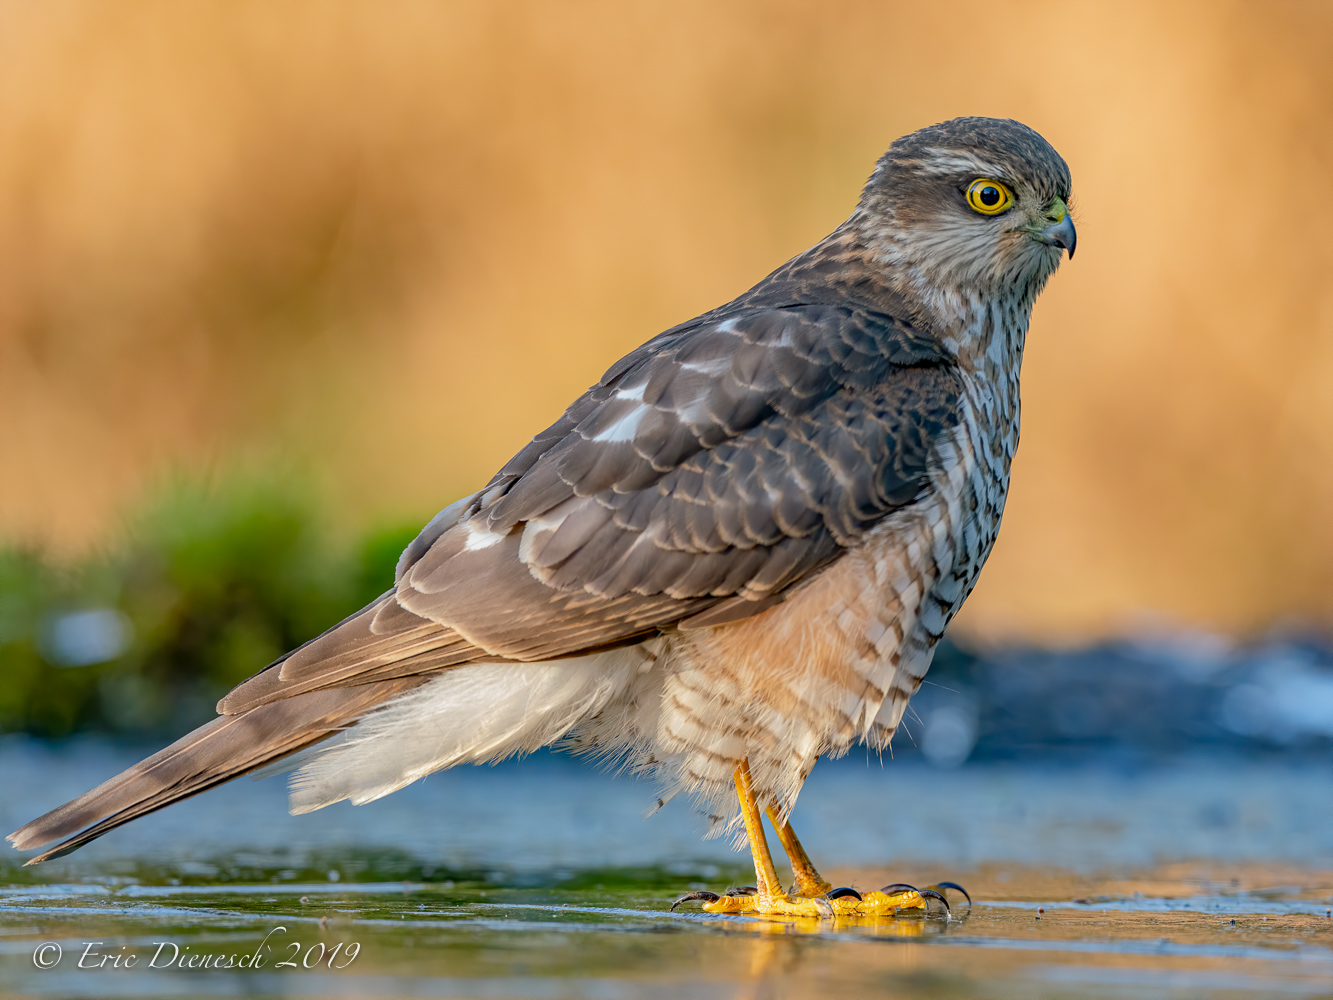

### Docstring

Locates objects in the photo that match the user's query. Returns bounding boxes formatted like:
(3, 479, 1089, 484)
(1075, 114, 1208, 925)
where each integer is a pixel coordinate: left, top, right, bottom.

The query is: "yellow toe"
(694, 886, 932, 918)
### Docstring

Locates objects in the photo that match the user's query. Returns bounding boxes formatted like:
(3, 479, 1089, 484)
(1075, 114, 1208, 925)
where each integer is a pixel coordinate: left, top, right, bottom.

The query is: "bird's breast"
(647, 365, 1019, 794)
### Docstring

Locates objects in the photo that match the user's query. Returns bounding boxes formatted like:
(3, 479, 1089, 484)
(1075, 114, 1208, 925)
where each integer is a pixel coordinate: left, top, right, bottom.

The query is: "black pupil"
(979, 185, 1000, 206)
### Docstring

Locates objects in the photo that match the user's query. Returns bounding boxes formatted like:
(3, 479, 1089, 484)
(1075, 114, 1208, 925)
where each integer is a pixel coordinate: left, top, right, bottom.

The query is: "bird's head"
(857, 117, 1074, 322)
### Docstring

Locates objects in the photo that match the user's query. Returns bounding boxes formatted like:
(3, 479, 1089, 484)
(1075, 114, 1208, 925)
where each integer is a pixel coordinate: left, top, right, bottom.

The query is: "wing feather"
(391, 304, 962, 661)
(10, 251, 965, 864)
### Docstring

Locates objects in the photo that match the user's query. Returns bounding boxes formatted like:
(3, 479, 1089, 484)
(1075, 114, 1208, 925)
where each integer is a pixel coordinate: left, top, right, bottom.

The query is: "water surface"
(2, 739, 1331, 998)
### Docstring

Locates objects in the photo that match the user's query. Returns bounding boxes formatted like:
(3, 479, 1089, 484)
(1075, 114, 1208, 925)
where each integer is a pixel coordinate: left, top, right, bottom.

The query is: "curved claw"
(926, 881, 972, 916)
(723, 885, 758, 897)
(670, 890, 720, 911)
(825, 886, 863, 901)
(879, 883, 919, 895)
(813, 895, 835, 917)
(917, 887, 952, 919)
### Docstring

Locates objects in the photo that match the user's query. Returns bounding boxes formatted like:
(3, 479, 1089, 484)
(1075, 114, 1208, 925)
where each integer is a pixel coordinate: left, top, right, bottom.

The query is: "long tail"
(9, 573, 488, 866)
(7, 677, 426, 865)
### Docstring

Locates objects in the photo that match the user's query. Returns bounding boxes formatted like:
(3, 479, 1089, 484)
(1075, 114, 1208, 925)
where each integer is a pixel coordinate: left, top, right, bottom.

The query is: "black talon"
(917, 888, 952, 919)
(826, 886, 862, 901)
(879, 883, 919, 895)
(723, 885, 758, 897)
(927, 881, 972, 916)
(670, 890, 720, 911)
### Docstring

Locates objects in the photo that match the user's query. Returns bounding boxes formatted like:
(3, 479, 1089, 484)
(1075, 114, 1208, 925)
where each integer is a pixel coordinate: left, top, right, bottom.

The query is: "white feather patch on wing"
(286, 646, 650, 814)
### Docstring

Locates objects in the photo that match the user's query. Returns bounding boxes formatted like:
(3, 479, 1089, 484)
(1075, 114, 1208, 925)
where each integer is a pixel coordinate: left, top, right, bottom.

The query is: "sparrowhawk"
(11, 116, 1074, 918)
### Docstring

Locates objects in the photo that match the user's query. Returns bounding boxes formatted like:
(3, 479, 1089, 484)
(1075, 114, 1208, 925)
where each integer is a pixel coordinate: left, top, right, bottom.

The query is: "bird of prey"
(10, 116, 1074, 918)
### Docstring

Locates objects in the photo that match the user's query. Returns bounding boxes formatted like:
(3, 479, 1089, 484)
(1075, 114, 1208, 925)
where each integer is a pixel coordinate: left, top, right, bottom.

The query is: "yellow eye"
(965, 178, 1013, 215)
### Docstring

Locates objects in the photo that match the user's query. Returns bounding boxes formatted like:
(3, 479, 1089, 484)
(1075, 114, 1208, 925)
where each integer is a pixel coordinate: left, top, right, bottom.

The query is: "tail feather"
(7, 677, 425, 865)
(217, 594, 474, 715)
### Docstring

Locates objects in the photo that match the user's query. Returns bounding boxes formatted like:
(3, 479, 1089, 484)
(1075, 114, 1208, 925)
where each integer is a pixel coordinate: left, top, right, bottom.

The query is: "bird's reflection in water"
(729, 909, 965, 999)
(745, 907, 963, 939)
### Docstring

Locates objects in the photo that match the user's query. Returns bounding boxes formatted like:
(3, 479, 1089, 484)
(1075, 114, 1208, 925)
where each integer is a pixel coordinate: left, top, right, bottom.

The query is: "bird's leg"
(674, 758, 955, 919)
(765, 805, 832, 897)
(691, 760, 797, 914)
(735, 759, 786, 900)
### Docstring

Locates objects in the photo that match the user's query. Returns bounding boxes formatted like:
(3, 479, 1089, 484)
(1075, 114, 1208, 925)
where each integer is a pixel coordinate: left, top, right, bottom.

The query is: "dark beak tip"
(1040, 215, 1077, 260)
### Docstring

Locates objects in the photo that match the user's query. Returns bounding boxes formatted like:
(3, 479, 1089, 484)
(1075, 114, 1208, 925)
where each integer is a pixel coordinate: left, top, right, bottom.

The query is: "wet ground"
(2, 738, 1331, 998)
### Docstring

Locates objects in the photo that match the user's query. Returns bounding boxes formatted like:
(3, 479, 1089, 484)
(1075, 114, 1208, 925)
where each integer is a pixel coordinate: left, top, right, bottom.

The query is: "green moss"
(0, 476, 421, 738)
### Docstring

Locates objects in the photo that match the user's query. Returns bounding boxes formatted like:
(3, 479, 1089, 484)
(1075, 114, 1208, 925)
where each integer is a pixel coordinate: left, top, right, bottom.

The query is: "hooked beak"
(1034, 197, 1076, 258)
(1040, 214, 1077, 258)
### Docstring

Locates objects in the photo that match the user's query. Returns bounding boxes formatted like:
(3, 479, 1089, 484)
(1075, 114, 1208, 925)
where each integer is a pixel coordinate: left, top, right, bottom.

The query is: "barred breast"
(590, 339, 1024, 827)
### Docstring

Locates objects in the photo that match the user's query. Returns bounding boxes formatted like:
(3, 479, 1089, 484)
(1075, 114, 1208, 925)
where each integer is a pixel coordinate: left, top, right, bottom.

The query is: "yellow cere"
(966, 178, 1014, 215)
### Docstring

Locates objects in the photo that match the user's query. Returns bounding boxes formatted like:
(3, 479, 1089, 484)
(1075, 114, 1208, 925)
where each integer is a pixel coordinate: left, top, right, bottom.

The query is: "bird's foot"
(673, 881, 969, 918)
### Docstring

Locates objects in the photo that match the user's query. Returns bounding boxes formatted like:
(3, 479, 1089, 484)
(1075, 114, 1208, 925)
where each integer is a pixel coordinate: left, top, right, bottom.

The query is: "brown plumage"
(10, 116, 1074, 867)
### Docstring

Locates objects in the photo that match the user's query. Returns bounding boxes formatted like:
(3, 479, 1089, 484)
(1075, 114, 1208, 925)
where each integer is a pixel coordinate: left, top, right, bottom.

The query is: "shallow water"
(2, 739, 1332, 998)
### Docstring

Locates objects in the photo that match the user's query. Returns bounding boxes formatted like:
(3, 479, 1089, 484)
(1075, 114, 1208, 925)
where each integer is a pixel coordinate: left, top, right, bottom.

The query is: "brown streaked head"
(856, 117, 1075, 300)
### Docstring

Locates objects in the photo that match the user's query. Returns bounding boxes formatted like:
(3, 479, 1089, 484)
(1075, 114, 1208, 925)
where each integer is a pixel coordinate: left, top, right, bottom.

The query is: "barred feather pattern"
(558, 290, 1029, 837)
(284, 290, 1024, 835)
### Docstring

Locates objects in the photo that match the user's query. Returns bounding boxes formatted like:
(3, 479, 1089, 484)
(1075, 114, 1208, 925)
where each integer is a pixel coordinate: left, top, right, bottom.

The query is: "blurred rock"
(40, 609, 132, 667)
(905, 635, 1333, 763)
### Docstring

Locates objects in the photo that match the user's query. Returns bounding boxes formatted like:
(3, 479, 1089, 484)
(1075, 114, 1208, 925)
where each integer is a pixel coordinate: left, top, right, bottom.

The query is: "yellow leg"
(736, 760, 784, 898)
(765, 805, 833, 898)
(696, 759, 934, 918)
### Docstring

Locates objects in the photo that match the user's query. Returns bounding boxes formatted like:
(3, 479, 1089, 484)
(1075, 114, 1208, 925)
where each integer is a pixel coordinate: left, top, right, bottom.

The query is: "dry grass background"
(1, 0, 1332, 642)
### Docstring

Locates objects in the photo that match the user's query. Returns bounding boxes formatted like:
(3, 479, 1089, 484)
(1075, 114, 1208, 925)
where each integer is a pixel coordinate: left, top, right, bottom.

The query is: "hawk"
(10, 117, 1074, 918)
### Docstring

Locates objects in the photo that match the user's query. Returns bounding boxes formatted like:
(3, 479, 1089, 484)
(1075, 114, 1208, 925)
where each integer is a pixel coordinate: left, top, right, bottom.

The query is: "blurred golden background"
(3, 0, 1332, 643)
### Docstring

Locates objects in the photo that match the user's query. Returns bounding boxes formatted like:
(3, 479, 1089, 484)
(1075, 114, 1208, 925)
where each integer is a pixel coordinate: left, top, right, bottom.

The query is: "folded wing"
(10, 301, 961, 863)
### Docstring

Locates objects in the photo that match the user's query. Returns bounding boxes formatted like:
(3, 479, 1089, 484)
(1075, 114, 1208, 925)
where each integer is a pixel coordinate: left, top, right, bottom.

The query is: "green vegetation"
(0, 478, 420, 739)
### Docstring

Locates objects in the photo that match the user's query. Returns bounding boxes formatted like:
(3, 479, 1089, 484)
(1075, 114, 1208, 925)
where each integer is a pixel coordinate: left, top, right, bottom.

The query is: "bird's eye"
(965, 178, 1013, 215)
